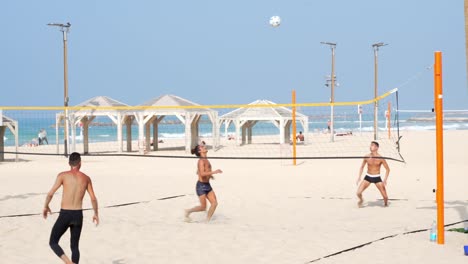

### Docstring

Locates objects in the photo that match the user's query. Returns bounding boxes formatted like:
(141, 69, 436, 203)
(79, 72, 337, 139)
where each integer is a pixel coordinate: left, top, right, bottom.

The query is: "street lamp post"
(321, 42, 337, 142)
(372, 42, 387, 140)
(48, 22, 71, 157)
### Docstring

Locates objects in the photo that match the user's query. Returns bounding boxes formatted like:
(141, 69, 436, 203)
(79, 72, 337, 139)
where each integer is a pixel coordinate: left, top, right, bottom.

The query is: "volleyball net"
(0, 89, 403, 162)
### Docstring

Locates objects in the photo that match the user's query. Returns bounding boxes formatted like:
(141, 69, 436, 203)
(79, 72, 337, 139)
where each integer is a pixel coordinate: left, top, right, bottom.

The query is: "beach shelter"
(0, 113, 19, 161)
(219, 99, 309, 145)
(133, 94, 219, 153)
(55, 96, 131, 154)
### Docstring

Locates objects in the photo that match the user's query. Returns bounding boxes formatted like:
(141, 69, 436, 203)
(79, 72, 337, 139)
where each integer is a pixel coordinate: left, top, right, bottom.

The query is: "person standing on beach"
(43, 152, 99, 264)
(356, 141, 390, 207)
(185, 143, 222, 222)
(39, 129, 49, 145)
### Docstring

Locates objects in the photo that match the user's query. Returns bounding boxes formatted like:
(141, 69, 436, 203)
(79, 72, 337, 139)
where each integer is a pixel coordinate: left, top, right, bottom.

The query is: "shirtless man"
(296, 131, 305, 142)
(185, 144, 222, 222)
(43, 152, 99, 264)
(356, 141, 390, 207)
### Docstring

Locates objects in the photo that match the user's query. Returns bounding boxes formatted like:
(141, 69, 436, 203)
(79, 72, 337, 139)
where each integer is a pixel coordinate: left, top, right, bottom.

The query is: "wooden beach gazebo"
(132, 94, 219, 153)
(219, 99, 309, 146)
(0, 113, 19, 161)
(55, 96, 131, 154)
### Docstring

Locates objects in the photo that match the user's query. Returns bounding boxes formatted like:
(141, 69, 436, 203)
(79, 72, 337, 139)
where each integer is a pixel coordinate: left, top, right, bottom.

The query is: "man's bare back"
(59, 170, 91, 210)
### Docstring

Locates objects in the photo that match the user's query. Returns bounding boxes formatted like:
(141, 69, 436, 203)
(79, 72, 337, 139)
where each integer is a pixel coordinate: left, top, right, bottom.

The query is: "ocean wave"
(399, 123, 468, 131)
(343, 123, 468, 131)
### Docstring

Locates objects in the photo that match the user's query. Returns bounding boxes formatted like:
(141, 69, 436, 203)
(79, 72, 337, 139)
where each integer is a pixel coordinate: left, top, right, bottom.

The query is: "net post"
(434, 51, 444, 244)
(387, 102, 391, 139)
(292, 90, 297, 166)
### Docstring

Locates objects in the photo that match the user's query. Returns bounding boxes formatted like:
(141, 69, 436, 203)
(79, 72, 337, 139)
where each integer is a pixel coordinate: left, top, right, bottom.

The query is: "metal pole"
(434, 51, 444, 244)
(48, 23, 71, 157)
(371, 42, 387, 140)
(373, 47, 379, 140)
(63, 29, 69, 157)
(330, 45, 335, 142)
(321, 42, 337, 142)
(387, 102, 391, 139)
(292, 90, 297, 166)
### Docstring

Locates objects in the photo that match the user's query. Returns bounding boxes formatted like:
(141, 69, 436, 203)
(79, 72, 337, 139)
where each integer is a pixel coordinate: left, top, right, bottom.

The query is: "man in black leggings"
(43, 152, 99, 264)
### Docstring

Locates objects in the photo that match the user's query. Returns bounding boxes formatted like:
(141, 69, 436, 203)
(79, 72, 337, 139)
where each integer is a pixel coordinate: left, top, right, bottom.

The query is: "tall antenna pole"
(464, 0, 468, 87)
(321, 42, 337, 142)
(48, 22, 71, 157)
(372, 42, 387, 140)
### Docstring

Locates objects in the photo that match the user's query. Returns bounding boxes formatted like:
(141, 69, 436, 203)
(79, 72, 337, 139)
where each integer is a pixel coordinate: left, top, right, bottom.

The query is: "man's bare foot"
(357, 198, 364, 208)
(60, 254, 73, 264)
(384, 198, 388, 207)
(184, 210, 192, 222)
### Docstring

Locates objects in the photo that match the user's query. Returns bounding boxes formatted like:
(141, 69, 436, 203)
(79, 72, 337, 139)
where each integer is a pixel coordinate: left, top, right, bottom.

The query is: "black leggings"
(49, 209, 83, 263)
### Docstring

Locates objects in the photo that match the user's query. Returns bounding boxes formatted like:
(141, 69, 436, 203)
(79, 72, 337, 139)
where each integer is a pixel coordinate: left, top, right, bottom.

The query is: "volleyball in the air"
(269, 16, 281, 27)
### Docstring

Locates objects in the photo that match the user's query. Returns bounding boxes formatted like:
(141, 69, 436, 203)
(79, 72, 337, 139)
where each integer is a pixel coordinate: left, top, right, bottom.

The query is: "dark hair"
(191, 145, 201, 157)
(69, 152, 81, 166)
(371, 141, 379, 148)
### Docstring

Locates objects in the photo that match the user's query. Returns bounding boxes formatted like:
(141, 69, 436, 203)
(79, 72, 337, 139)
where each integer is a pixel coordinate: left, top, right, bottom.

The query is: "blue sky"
(1, 0, 467, 109)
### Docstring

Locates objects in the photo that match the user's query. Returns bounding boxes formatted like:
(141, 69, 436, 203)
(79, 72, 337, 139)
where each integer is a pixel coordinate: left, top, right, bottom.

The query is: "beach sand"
(0, 130, 467, 263)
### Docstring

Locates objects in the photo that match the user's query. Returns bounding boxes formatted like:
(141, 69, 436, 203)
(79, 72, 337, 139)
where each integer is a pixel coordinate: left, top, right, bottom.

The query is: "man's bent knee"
(49, 242, 65, 258)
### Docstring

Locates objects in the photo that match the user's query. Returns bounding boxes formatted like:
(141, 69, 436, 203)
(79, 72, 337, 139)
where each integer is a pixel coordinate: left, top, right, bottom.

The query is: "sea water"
(2, 111, 468, 147)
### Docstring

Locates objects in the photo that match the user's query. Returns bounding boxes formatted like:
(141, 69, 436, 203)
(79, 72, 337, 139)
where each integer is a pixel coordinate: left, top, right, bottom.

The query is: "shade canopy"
(219, 99, 309, 145)
(56, 96, 131, 154)
(132, 94, 219, 153)
(0, 114, 19, 161)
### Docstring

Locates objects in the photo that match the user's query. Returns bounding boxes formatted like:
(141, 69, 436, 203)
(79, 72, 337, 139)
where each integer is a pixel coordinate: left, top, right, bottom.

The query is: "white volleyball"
(269, 16, 281, 27)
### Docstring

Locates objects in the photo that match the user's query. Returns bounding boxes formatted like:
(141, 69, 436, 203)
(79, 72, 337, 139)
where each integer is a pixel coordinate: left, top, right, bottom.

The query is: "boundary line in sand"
(306, 219, 468, 263)
(0, 194, 187, 219)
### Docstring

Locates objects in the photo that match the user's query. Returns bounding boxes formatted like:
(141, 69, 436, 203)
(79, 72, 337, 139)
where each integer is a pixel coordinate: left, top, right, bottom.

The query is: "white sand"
(0, 130, 467, 263)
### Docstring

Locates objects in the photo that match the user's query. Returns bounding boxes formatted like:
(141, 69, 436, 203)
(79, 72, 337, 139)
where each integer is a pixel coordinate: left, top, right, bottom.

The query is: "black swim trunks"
(364, 175, 382, 184)
(196, 181, 213, 196)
